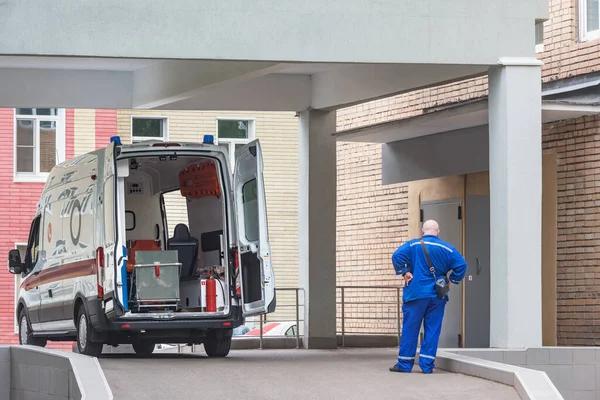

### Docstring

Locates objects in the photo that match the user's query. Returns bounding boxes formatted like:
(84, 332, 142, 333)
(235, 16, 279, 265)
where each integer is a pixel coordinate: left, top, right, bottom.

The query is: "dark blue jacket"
(392, 235, 467, 303)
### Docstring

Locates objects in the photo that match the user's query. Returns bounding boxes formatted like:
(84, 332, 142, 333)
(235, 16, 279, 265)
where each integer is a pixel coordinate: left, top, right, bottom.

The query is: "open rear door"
(102, 142, 127, 318)
(233, 140, 275, 316)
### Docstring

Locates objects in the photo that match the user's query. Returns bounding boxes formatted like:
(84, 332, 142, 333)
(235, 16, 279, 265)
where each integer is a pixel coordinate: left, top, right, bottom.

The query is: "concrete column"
(488, 57, 543, 348)
(298, 110, 337, 349)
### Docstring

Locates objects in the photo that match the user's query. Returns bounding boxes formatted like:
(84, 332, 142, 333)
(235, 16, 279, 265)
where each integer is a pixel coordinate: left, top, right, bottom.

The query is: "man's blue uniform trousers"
(396, 296, 446, 373)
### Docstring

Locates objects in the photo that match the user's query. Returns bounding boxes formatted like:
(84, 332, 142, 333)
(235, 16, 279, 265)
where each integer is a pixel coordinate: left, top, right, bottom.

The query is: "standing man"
(390, 220, 467, 374)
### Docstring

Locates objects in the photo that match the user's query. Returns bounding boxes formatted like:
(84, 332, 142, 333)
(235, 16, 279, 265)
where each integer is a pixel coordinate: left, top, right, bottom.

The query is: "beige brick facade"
(542, 115, 600, 346)
(335, 0, 600, 344)
(73, 109, 96, 156)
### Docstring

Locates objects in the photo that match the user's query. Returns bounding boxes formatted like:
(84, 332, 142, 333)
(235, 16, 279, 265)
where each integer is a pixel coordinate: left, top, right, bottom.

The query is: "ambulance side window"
(24, 216, 41, 274)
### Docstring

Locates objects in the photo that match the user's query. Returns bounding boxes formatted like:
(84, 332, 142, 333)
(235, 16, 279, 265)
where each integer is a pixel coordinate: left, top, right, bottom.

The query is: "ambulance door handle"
(476, 257, 482, 275)
(48, 290, 53, 298)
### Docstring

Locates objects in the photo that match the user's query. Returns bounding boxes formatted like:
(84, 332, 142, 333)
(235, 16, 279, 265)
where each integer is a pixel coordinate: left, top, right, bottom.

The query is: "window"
(15, 108, 65, 182)
(163, 191, 189, 236)
(535, 22, 544, 53)
(13, 244, 27, 333)
(216, 118, 255, 170)
(580, 0, 600, 41)
(242, 179, 259, 242)
(131, 117, 168, 142)
(285, 325, 297, 337)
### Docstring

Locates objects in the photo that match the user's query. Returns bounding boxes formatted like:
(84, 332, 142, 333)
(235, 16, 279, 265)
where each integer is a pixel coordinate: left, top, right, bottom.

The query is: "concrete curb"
(436, 351, 564, 400)
(2, 345, 113, 400)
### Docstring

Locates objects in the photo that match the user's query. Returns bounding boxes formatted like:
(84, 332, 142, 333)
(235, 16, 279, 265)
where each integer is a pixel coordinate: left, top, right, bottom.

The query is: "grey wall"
(5, 346, 112, 400)
(451, 348, 600, 400)
(10, 346, 75, 400)
(1, 347, 9, 400)
(382, 125, 489, 184)
(0, 0, 546, 64)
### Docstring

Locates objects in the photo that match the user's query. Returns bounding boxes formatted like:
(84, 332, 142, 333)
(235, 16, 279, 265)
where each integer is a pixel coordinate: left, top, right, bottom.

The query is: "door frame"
(420, 198, 464, 348)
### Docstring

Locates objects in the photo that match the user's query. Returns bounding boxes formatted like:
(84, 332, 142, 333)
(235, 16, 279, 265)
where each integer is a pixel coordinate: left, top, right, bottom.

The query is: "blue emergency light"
(110, 136, 122, 145)
(203, 135, 214, 144)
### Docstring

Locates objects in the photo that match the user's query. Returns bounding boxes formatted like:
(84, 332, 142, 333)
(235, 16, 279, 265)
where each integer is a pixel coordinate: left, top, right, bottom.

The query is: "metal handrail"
(336, 285, 402, 347)
(256, 287, 305, 349)
(172, 285, 403, 352)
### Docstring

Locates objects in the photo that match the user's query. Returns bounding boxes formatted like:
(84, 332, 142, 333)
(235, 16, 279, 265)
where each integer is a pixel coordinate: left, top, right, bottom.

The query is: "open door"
(233, 140, 275, 316)
(102, 142, 127, 317)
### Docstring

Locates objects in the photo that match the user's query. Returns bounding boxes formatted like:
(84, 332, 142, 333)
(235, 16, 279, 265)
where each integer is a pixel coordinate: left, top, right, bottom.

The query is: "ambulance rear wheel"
(76, 308, 103, 357)
(204, 329, 232, 358)
(132, 341, 155, 357)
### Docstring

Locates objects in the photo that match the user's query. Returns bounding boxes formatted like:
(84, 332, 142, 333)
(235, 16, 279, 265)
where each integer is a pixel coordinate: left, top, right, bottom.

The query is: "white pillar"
(298, 110, 337, 349)
(488, 57, 543, 348)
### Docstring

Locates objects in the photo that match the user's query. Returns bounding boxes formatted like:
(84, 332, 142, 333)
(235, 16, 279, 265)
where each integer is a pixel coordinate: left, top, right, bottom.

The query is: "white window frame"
(14, 109, 66, 183)
(215, 117, 256, 170)
(535, 22, 545, 53)
(130, 116, 169, 143)
(580, 0, 600, 42)
(13, 242, 27, 334)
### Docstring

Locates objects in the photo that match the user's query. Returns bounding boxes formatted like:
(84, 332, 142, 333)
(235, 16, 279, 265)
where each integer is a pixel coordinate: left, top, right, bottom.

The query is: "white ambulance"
(8, 136, 275, 357)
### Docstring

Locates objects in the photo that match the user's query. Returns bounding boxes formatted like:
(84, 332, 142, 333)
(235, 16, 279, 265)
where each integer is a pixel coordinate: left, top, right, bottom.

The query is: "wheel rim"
(78, 314, 88, 350)
(20, 316, 28, 345)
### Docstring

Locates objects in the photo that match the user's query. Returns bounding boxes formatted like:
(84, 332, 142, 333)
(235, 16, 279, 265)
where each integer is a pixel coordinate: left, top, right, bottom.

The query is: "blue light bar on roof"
(110, 136, 122, 145)
(203, 135, 214, 144)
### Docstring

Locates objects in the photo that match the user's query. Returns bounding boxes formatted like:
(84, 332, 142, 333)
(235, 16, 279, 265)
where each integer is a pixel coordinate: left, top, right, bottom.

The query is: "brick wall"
(539, 0, 600, 82)
(542, 115, 600, 346)
(95, 110, 117, 150)
(338, 0, 600, 132)
(66, 109, 75, 160)
(335, 0, 600, 341)
(336, 141, 409, 334)
(0, 109, 71, 350)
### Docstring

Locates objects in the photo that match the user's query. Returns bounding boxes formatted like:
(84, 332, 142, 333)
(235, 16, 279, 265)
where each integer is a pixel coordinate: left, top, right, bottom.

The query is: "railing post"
(259, 313, 264, 350)
(295, 288, 300, 349)
(341, 287, 345, 347)
(396, 287, 402, 347)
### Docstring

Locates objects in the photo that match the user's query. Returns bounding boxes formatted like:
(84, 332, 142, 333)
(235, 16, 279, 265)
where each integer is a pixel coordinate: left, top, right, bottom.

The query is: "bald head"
(422, 220, 440, 236)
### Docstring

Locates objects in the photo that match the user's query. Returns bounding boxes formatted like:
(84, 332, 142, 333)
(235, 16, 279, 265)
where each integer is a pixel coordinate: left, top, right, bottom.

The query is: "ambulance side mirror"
(8, 249, 23, 275)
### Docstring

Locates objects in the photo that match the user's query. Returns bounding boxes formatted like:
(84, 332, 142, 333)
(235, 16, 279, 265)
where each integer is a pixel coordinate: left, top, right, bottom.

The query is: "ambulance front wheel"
(19, 310, 46, 347)
(204, 328, 232, 358)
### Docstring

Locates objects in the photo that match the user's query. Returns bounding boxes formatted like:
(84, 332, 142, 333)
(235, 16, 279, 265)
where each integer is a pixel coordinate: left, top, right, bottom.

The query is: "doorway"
(464, 194, 491, 348)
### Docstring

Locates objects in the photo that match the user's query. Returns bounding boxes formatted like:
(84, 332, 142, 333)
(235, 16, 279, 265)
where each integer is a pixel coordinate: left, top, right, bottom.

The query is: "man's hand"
(404, 272, 413, 286)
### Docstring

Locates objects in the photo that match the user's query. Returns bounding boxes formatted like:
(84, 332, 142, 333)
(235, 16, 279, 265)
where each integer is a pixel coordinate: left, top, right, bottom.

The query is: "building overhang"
(334, 77, 600, 143)
(0, 0, 547, 111)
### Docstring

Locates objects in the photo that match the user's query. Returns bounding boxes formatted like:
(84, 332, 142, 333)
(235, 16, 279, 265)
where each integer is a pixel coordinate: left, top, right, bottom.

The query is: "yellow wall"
(115, 110, 299, 324)
(73, 109, 96, 156)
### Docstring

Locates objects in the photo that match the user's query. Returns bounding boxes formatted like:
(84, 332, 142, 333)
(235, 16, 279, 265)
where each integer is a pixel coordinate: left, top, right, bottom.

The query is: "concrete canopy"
(0, 0, 547, 111)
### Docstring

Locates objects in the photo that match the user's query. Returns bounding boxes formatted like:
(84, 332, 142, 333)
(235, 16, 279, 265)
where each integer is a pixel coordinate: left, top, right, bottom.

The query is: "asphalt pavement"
(99, 348, 519, 400)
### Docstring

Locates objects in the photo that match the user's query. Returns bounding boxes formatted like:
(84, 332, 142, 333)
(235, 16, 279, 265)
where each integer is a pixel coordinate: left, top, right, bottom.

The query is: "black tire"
(204, 329, 232, 358)
(76, 307, 103, 357)
(132, 341, 155, 357)
(18, 310, 46, 347)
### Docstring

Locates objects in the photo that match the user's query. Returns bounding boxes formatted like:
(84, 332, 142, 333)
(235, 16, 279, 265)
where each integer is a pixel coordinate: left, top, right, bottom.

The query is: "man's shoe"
(389, 364, 410, 373)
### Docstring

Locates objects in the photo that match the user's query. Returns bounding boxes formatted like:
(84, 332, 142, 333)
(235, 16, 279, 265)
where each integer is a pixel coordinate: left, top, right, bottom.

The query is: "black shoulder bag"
(420, 238, 449, 299)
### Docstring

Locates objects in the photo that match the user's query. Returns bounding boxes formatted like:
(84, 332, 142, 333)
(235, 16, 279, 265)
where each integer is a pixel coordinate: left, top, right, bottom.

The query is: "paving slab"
(99, 348, 519, 400)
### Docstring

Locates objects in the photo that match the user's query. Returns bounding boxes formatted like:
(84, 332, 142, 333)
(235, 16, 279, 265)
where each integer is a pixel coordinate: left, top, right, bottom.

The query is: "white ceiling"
(0, 56, 489, 111)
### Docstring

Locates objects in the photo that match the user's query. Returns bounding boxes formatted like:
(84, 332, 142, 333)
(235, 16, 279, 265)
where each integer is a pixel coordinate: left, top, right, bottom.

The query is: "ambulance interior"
(120, 154, 232, 315)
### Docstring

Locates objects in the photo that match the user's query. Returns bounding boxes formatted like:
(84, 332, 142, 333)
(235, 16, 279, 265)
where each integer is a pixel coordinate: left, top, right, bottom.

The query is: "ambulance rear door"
(233, 140, 275, 316)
